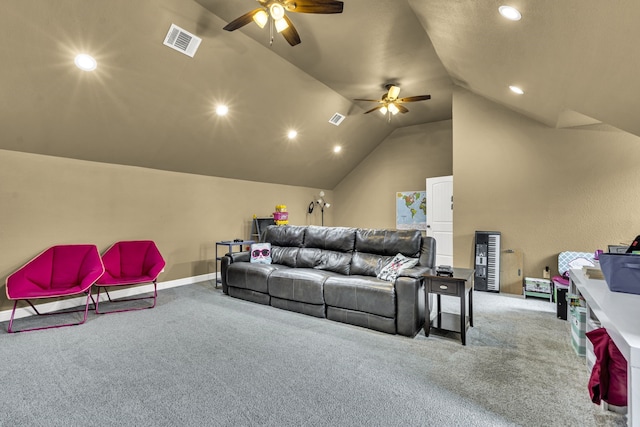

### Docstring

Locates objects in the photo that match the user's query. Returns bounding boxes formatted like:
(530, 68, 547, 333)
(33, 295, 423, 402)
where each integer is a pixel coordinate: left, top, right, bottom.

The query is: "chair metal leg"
(7, 292, 93, 333)
(94, 280, 157, 314)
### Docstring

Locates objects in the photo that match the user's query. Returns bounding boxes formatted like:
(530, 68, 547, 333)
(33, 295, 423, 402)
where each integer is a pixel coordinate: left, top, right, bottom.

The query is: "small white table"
(571, 268, 640, 426)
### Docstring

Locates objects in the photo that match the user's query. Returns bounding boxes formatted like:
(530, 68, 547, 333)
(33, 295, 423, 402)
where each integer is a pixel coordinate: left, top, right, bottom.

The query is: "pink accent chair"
(94, 240, 165, 314)
(5, 244, 105, 333)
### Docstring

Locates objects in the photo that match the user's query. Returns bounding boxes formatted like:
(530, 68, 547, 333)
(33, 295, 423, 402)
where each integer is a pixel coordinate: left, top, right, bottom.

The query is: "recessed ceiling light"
(333, 145, 342, 153)
(74, 54, 97, 71)
(509, 85, 524, 95)
(215, 105, 229, 116)
(287, 130, 297, 139)
(499, 5, 522, 21)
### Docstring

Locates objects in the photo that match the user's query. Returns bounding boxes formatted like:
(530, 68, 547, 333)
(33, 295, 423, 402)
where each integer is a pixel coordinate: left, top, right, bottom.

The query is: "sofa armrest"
(220, 251, 250, 294)
(395, 276, 425, 337)
(398, 266, 431, 279)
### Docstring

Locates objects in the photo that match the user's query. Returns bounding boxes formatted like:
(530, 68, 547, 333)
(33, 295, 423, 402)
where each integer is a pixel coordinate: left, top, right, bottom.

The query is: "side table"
(215, 240, 255, 288)
(423, 268, 475, 345)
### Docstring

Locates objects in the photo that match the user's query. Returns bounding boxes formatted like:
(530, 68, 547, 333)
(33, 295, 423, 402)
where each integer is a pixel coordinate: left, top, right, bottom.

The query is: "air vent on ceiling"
(163, 24, 201, 58)
(328, 113, 346, 126)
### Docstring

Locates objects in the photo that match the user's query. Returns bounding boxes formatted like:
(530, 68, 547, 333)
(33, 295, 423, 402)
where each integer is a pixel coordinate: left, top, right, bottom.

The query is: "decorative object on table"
(273, 204, 289, 226)
(376, 253, 419, 282)
(308, 191, 330, 226)
(436, 265, 454, 277)
(221, 0, 344, 47)
(250, 243, 272, 264)
(395, 191, 426, 231)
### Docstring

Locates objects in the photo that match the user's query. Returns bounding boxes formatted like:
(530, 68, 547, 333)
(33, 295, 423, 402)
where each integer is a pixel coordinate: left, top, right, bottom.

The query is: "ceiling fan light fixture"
(253, 10, 268, 28)
(388, 103, 400, 115)
(388, 85, 401, 100)
(380, 106, 388, 115)
(499, 5, 522, 21)
(275, 17, 289, 33)
(269, 3, 286, 20)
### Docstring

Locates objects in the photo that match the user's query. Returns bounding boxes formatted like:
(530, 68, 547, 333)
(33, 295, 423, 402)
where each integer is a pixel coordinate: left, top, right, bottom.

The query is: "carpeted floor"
(0, 282, 628, 426)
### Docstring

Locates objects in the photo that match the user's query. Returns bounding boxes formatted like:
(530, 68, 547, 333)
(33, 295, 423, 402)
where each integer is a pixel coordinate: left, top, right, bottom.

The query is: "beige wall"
(453, 87, 640, 277)
(0, 149, 331, 311)
(333, 120, 453, 228)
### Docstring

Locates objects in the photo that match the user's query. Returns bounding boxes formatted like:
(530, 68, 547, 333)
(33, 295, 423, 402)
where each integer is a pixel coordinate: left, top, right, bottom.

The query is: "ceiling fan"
(354, 84, 431, 118)
(223, 0, 344, 47)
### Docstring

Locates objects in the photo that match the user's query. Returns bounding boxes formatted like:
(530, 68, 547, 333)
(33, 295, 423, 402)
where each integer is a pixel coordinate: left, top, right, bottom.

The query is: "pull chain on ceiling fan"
(354, 84, 431, 121)
(223, 0, 344, 47)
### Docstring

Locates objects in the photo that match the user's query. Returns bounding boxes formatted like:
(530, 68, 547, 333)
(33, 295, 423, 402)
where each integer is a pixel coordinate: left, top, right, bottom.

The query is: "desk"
(423, 268, 474, 345)
(571, 268, 640, 426)
(215, 240, 254, 288)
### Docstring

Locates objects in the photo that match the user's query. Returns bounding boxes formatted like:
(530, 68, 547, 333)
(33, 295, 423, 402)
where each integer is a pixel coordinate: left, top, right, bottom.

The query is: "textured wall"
(333, 120, 453, 229)
(0, 149, 330, 311)
(453, 87, 640, 277)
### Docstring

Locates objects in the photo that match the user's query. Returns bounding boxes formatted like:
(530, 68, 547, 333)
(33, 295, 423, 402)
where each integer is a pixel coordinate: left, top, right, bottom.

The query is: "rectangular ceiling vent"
(328, 113, 346, 126)
(163, 24, 201, 58)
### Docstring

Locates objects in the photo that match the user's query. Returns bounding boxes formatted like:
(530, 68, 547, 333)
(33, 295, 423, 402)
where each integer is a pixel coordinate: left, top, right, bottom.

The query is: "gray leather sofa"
(220, 225, 436, 337)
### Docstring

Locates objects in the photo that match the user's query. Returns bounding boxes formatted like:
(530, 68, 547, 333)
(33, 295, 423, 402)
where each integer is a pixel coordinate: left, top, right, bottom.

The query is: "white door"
(426, 176, 453, 267)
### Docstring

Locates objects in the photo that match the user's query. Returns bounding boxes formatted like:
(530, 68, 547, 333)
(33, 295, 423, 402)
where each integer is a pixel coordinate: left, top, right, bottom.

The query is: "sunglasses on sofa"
(252, 249, 271, 257)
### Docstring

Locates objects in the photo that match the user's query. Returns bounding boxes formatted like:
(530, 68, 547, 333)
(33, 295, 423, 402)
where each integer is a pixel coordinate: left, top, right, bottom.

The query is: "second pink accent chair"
(94, 240, 165, 314)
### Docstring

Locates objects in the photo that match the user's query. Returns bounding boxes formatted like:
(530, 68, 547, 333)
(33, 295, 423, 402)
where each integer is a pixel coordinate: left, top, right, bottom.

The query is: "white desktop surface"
(571, 268, 640, 426)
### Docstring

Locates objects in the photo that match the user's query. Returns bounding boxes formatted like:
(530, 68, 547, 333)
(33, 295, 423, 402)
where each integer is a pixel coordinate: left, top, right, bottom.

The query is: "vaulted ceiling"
(2, 1, 639, 189)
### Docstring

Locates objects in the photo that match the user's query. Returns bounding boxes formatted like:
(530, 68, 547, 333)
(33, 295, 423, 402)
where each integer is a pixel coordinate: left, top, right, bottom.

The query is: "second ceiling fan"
(354, 84, 431, 117)
(223, 0, 344, 47)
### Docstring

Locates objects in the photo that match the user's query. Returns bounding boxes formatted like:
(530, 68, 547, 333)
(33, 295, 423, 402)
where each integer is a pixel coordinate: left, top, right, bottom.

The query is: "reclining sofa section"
(221, 225, 436, 337)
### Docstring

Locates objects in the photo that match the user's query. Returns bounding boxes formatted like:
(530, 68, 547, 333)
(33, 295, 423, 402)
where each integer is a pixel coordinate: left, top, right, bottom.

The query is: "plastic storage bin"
(599, 253, 640, 295)
(570, 306, 587, 356)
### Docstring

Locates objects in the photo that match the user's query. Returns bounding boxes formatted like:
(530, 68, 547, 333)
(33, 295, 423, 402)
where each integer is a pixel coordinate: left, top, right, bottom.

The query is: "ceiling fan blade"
(280, 15, 301, 46)
(353, 98, 382, 102)
(364, 105, 384, 114)
(397, 104, 409, 114)
(397, 94, 431, 103)
(223, 8, 264, 31)
(286, 0, 344, 14)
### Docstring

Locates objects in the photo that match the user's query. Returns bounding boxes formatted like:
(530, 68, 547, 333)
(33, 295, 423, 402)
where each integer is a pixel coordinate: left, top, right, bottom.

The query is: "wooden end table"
(423, 268, 475, 345)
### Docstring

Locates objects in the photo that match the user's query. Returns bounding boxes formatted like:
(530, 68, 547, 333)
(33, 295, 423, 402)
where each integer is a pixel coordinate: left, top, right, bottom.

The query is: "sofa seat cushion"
(227, 262, 284, 293)
(268, 268, 331, 305)
(324, 275, 396, 318)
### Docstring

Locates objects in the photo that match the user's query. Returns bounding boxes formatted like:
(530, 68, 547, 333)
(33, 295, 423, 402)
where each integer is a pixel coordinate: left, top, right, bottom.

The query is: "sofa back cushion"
(296, 248, 352, 275)
(270, 246, 299, 268)
(355, 229, 421, 257)
(304, 226, 356, 253)
(350, 252, 393, 277)
(264, 225, 306, 247)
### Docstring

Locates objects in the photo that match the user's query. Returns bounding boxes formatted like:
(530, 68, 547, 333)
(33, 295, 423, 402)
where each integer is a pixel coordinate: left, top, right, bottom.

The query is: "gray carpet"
(0, 282, 627, 426)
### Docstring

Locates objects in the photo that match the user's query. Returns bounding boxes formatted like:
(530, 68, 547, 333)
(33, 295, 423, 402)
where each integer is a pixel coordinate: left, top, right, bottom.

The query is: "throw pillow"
(377, 253, 419, 282)
(250, 243, 272, 264)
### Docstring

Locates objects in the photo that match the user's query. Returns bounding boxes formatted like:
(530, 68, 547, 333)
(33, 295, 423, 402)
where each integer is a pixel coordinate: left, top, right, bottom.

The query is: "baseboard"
(0, 273, 218, 323)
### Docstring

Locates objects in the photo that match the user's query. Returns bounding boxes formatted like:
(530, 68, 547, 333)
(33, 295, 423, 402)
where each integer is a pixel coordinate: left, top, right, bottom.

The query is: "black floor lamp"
(308, 191, 330, 226)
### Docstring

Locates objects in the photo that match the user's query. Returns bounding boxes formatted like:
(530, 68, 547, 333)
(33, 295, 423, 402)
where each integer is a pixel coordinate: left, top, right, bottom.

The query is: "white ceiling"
(2, 0, 639, 189)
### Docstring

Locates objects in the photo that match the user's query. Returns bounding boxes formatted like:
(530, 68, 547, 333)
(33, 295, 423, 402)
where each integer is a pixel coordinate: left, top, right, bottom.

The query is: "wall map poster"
(396, 191, 426, 230)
